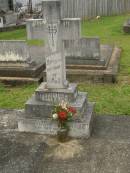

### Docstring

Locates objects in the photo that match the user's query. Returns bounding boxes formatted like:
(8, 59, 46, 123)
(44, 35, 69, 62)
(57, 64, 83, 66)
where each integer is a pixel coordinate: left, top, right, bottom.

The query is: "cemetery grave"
(18, 0, 95, 138)
(0, 1, 130, 172)
(0, 14, 130, 114)
(123, 19, 130, 33)
(26, 0, 121, 83)
(0, 40, 45, 85)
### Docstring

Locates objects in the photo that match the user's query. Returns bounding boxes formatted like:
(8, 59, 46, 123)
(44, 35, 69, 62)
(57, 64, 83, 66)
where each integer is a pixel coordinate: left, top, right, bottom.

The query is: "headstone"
(26, 19, 46, 40)
(42, 0, 61, 53)
(42, 0, 61, 23)
(80, 37, 100, 59)
(0, 40, 45, 84)
(0, 40, 29, 62)
(0, 17, 4, 28)
(61, 18, 81, 40)
(18, 0, 95, 138)
(123, 19, 130, 33)
(42, 0, 67, 88)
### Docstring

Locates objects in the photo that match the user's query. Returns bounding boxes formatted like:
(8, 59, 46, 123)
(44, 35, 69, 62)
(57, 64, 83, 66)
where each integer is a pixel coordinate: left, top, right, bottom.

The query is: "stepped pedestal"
(18, 82, 95, 138)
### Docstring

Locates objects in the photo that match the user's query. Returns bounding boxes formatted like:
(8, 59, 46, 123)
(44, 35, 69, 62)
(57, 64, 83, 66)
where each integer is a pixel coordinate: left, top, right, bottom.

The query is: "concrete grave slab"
(0, 40, 45, 85)
(18, 0, 94, 138)
(0, 110, 130, 173)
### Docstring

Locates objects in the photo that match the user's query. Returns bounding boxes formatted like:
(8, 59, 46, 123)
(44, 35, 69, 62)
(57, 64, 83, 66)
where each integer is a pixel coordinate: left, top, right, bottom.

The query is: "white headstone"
(0, 17, 4, 28)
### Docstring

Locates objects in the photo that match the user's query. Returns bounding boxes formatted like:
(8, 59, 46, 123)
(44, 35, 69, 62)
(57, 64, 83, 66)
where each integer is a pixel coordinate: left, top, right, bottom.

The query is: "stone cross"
(43, 0, 67, 89)
(47, 23, 59, 53)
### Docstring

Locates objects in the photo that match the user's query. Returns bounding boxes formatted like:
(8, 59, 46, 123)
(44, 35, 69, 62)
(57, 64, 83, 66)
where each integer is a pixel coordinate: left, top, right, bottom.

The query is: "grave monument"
(26, 0, 121, 83)
(123, 19, 130, 33)
(18, 0, 95, 138)
(0, 40, 45, 85)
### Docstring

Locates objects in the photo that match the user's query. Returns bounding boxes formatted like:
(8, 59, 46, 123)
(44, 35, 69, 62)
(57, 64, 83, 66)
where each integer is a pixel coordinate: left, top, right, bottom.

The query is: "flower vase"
(57, 127, 69, 142)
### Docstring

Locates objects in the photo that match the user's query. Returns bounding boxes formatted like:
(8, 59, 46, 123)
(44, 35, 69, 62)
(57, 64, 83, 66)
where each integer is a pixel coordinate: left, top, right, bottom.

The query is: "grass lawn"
(0, 28, 44, 46)
(0, 14, 130, 115)
(0, 29, 26, 40)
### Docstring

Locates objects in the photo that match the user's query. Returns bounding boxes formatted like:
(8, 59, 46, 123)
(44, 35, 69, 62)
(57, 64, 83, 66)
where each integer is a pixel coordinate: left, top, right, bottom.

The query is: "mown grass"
(0, 14, 130, 115)
(0, 84, 37, 109)
(82, 14, 130, 75)
(0, 29, 26, 40)
(0, 28, 44, 46)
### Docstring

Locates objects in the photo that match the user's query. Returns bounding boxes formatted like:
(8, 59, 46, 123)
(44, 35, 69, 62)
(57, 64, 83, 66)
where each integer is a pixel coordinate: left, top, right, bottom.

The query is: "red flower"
(68, 107, 76, 114)
(58, 111, 67, 120)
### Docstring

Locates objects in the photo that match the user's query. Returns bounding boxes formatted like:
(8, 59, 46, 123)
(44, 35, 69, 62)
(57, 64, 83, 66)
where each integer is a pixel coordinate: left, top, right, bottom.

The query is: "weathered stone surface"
(61, 18, 81, 40)
(26, 19, 46, 40)
(35, 82, 78, 102)
(65, 42, 112, 65)
(0, 110, 47, 173)
(0, 110, 130, 173)
(63, 46, 121, 83)
(19, 102, 94, 138)
(123, 19, 130, 33)
(46, 52, 67, 89)
(0, 40, 45, 84)
(0, 40, 29, 62)
(0, 133, 47, 173)
(25, 92, 88, 118)
(42, 0, 61, 23)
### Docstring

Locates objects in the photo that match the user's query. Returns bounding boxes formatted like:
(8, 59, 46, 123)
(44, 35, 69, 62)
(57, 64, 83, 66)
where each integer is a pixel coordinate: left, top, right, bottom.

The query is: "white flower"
(96, 16, 101, 19)
(60, 100, 68, 110)
(52, 113, 58, 119)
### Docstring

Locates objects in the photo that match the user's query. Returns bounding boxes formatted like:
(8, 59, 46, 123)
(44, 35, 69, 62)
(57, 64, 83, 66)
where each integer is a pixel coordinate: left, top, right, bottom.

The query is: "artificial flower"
(52, 113, 58, 119)
(58, 111, 67, 120)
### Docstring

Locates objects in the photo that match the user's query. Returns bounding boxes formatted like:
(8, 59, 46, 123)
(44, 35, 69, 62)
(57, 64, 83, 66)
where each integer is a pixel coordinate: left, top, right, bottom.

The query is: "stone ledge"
(18, 102, 95, 138)
(65, 46, 121, 83)
(35, 82, 78, 102)
(25, 92, 88, 118)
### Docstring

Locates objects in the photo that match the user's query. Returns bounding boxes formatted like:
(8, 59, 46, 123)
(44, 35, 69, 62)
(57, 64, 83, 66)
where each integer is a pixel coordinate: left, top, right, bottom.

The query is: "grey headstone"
(42, 0, 61, 23)
(61, 18, 81, 40)
(46, 52, 67, 88)
(64, 37, 101, 60)
(26, 19, 46, 40)
(80, 37, 101, 59)
(0, 40, 29, 62)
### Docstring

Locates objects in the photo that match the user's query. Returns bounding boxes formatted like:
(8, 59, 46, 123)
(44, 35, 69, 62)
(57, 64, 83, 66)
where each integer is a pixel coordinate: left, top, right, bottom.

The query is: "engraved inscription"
(47, 23, 58, 52)
(46, 52, 66, 89)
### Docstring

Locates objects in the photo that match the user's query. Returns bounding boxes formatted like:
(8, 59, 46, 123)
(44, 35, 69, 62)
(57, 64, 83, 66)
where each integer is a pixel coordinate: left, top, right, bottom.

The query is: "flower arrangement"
(52, 101, 76, 130)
